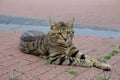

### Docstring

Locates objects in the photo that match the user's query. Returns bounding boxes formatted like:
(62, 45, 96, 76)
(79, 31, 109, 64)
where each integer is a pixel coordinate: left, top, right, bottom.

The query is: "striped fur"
(19, 19, 111, 71)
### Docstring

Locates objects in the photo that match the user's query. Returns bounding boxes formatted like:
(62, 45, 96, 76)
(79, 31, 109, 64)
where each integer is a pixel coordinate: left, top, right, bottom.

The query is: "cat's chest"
(65, 47, 71, 55)
(57, 46, 71, 55)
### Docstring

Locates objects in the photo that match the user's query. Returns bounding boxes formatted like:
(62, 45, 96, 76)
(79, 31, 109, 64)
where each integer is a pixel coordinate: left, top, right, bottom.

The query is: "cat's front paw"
(101, 63, 111, 71)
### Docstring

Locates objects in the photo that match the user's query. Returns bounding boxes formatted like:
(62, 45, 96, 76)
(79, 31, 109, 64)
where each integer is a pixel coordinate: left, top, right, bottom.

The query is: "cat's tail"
(19, 30, 46, 55)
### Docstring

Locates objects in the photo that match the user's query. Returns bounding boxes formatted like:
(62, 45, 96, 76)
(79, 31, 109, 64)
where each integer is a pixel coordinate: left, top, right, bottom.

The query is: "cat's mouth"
(59, 40, 71, 45)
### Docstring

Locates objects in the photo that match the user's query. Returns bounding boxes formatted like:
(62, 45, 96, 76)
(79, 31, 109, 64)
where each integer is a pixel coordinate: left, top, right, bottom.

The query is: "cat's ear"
(67, 17, 75, 25)
(49, 18, 56, 26)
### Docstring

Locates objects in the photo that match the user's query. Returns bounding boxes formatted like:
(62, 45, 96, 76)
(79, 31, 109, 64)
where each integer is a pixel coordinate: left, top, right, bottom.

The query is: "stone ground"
(0, 30, 120, 80)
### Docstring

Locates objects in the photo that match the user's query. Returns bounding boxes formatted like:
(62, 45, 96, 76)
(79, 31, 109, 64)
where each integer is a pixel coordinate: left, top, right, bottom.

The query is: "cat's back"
(20, 30, 46, 42)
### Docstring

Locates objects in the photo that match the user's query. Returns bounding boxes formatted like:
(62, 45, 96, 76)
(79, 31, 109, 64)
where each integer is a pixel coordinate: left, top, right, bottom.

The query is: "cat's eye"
(67, 31, 70, 34)
(72, 31, 74, 34)
(57, 32, 62, 35)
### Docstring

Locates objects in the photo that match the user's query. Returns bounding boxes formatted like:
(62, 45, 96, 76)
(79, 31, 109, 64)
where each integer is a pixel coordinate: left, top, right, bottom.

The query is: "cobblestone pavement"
(0, 30, 120, 80)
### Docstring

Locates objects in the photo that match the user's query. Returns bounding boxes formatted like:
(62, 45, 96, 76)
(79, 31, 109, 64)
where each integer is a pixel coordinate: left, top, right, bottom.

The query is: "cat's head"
(48, 18, 75, 44)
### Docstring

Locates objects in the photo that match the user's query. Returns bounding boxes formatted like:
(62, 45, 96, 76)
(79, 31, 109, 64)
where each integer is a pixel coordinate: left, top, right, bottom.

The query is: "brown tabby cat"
(19, 18, 111, 71)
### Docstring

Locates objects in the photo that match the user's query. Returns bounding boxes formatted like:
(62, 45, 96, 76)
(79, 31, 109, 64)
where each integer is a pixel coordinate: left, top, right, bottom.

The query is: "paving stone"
(73, 68, 102, 80)
(0, 71, 20, 80)
(37, 66, 70, 80)
(24, 65, 54, 80)
(53, 72, 74, 80)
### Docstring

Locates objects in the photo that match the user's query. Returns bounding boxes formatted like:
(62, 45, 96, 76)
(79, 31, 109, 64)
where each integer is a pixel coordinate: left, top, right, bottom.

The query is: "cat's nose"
(64, 38, 67, 42)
